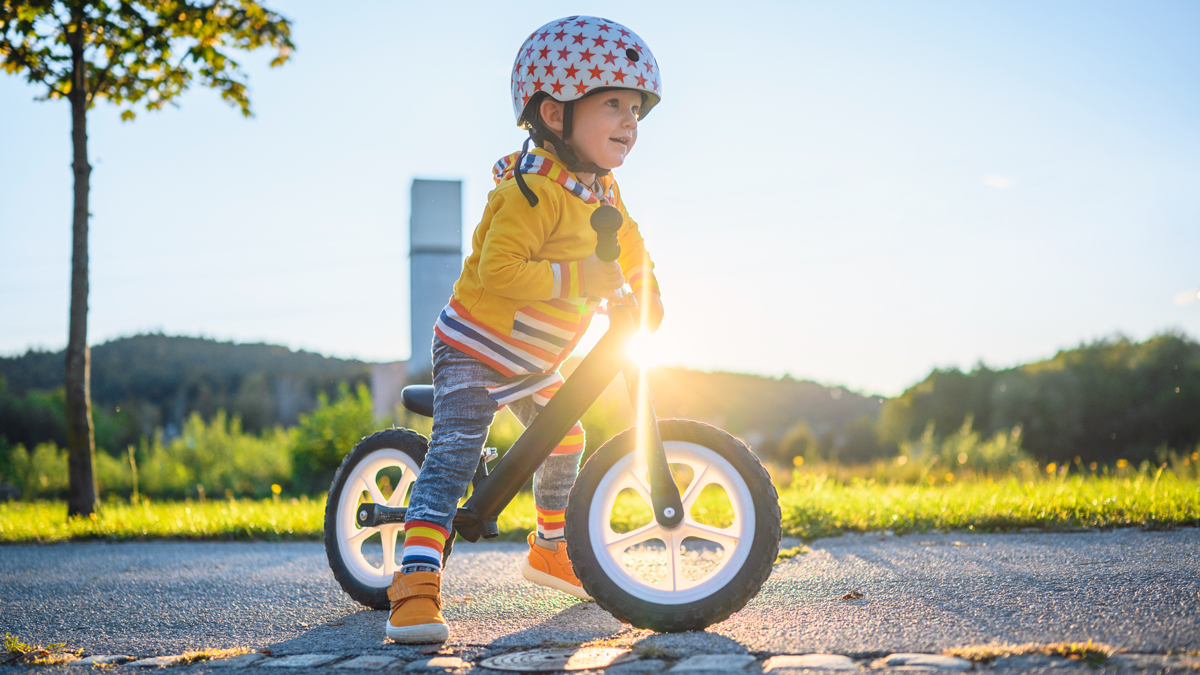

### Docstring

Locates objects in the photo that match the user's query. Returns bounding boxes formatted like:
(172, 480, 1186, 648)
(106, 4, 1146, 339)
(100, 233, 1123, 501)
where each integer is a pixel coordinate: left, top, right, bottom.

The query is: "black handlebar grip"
(590, 204, 623, 262)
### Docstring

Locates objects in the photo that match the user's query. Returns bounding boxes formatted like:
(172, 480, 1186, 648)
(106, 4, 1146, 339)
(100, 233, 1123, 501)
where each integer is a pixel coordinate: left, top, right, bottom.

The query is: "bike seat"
(401, 385, 434, 418)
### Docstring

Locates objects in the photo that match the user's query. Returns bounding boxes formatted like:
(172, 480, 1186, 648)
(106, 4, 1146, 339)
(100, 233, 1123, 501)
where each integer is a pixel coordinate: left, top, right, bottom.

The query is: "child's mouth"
(610, 138, 629, 151)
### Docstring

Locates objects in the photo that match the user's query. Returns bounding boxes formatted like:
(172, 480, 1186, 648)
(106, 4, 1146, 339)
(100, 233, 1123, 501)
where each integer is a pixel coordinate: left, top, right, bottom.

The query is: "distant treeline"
(1, 332, 1196, 500)
(0, 334, 371, 451)
(880, 332, 1200, 465)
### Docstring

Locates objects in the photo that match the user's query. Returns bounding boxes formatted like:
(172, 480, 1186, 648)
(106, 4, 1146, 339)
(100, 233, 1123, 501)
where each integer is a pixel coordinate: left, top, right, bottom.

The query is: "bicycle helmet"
(509, 16, 662, 206)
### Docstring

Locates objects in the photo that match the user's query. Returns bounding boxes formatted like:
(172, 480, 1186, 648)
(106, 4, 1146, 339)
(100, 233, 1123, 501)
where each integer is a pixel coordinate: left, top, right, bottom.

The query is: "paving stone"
(407, 656, 469, 671)
(669, 655, 757, 672)
(763, 654, 859, 671)
(335, 655, 403, 670)
(71, 655, 135, 666)
(129, 655, 187, 668)
(205, 653, 268, 668)
(877, 654, 971, 671)
(261, 653, 344, 668)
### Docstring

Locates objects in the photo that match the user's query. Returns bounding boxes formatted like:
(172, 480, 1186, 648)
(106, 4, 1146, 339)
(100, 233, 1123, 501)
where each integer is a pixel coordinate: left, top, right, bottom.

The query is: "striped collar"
(492, 149, 615, 205)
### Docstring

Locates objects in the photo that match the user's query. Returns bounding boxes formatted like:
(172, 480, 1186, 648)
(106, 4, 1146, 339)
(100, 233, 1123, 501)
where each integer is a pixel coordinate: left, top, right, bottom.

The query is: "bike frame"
(354, 299, 685, 542)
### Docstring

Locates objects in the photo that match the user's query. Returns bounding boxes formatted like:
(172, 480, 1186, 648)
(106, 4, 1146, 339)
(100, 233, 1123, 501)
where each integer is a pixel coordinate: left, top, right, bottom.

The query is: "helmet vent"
(626, 48, 640, 62)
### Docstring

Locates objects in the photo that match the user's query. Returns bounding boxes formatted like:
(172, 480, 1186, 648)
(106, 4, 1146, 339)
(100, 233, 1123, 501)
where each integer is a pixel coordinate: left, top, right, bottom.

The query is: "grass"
(946, 640, 1119, 666)
(2, 469, 1197, 544)
(3, 632, 81, 666)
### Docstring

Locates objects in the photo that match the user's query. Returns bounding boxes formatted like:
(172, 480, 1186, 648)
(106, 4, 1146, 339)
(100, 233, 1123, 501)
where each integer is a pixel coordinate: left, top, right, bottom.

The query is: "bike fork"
(623, 361, 684, 528)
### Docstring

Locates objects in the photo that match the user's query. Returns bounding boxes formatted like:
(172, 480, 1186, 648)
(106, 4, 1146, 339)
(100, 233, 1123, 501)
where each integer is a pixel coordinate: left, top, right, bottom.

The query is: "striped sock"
(536, 506, 566, 541)
(400, 520, 449, 574)
(553, 423, 585, 455)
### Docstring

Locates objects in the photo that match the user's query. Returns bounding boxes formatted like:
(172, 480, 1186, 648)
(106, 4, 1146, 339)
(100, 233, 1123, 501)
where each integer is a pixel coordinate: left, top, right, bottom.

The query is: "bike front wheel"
(565, 420, 781, 632)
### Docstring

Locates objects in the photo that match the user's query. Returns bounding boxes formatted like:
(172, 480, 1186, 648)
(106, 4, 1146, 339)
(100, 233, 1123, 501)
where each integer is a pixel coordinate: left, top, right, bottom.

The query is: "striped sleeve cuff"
(627, 266, 660, 299)
(551, 261, 582, 298)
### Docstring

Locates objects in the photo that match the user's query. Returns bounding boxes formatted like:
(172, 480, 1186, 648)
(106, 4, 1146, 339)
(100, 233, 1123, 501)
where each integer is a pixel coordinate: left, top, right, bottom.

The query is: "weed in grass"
(177, 647, 253, 665)
(775, 544, 811, 563)
(2, 632, 81, 665)
(945, 640, 1118, 666)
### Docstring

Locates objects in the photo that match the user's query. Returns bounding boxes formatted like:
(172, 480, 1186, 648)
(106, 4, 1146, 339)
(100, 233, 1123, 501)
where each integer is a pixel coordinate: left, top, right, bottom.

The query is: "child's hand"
(581, 253, 625, 301)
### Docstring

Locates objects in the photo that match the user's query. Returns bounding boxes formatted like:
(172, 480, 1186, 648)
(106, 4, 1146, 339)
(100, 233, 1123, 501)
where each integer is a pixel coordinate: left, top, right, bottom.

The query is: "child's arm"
(478, 188, 577, 301)
(613, 189, 664, 333)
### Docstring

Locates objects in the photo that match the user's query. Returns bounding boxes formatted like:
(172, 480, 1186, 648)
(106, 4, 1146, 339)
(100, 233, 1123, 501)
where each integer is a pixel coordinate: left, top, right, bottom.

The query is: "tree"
(1, 1, 293, 515)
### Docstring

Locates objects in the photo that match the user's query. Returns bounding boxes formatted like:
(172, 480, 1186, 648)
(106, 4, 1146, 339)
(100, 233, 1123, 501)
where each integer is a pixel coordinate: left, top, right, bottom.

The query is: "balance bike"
(324, 207, 782, 632)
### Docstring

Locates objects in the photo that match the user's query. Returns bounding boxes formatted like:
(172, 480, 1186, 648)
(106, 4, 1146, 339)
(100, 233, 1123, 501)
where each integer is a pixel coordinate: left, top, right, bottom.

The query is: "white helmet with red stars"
(511, 16, 662, 127)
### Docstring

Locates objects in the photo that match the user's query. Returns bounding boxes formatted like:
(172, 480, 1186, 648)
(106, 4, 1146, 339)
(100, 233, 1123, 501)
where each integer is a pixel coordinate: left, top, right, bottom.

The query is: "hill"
(0, 334, 370, 452)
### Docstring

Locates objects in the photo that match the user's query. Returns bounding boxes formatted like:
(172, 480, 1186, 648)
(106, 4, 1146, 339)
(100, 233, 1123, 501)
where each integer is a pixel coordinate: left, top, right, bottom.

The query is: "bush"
(290, 382, 378, 494)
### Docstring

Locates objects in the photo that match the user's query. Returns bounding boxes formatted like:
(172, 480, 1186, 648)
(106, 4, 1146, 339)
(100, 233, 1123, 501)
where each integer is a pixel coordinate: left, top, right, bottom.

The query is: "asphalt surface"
(1, 529, 1198, 660)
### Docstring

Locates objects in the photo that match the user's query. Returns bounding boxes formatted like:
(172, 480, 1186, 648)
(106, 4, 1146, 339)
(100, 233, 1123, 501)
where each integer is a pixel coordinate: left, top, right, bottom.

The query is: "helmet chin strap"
(515, 99, 609, 207)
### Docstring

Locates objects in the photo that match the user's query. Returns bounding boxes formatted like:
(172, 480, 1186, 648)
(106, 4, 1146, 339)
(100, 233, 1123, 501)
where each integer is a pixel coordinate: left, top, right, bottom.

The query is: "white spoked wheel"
(566, 420, 781, 632)
(324, 428, 448, 610)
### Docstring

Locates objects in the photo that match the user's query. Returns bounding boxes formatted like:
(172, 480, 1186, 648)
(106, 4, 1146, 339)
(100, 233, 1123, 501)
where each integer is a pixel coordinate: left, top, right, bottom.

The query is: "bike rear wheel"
(566, 420, 781, 632)
(324, 428, 454, 610)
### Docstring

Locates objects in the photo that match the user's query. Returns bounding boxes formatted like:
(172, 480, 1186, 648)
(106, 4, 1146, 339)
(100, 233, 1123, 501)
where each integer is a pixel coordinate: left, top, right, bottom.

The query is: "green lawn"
(2, 471, 1197, 544)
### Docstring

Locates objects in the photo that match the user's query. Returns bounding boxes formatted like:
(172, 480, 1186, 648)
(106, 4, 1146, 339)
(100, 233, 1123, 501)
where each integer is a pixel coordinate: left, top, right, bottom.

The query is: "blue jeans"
(404, 336, 583, 533)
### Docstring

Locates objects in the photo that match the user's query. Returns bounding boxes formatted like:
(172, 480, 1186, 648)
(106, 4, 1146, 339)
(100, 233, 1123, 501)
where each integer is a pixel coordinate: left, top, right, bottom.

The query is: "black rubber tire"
(324, 428, 455, 610)
(565, 420, 781, 632)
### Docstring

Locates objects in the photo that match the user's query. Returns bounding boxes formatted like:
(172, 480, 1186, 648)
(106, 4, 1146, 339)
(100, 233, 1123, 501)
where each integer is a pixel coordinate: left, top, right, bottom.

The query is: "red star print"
(538, 46, 551, 59)
(532, 79, 545, 91)
(618, 28, 630, 37)
(550, 80, 565, 95)
(601, 51, 618, 65)
(556, 47, 571, 60)
(573, 82, 589, 94)
(587, 65, 604, 80)
(553, 29, 568, 42)
(643, 60, 654, 73)
(613, 38, 628, 50)
(525, 63, 537, 76)
(555, 19, 572, 28)
(543, 63, 557, 77)
(522, 93, 530, 106)
(563, 64, 580, 79)
(538, 30, 552, 42)
(571, 32, 587, 45)
(597, 23, 612, 33)
(624, 54, 638, 68)
(591, 35, 609, 48)
(523, 46, 534, 59)
(578, 48, 595, 62)
(635, 73, 647, 87)
(611, 68, 627, 83)
(573, 19, 588, 27)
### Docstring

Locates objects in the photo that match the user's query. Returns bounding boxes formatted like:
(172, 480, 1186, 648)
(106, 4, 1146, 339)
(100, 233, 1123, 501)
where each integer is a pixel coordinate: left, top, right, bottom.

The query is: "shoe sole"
(384, 619, 449, 644)
(521, 559, 593, 601)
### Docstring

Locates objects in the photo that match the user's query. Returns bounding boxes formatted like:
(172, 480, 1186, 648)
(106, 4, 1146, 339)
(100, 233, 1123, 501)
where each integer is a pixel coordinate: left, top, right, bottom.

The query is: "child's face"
(567, 90, 642, 171)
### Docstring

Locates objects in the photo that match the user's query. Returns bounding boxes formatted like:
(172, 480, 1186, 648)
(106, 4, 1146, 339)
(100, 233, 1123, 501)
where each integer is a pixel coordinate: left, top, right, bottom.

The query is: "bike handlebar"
(590, 204, 622, 262)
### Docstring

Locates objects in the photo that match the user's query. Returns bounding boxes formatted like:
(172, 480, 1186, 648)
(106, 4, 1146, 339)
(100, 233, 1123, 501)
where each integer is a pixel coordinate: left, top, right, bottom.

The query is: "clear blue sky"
(2, 0, 1198, 396)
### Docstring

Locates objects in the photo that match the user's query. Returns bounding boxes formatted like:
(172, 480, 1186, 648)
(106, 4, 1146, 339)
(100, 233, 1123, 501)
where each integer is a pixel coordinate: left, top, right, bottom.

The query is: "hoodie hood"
(492, 148, 614, 206)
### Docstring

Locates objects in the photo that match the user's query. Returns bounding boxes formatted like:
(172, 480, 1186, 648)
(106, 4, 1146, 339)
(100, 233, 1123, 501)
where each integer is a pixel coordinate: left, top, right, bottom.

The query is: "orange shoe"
(385, 569, 449, 643)
(521, 532, 592, 601)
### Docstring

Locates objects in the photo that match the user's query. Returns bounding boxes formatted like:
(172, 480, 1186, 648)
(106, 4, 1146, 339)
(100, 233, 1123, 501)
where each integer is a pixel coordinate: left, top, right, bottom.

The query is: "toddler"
(386, 15, 664, 643)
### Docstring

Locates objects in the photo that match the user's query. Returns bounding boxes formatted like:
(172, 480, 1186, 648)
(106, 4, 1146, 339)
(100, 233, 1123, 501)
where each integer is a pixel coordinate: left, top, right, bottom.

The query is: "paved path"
(1, 529, 1198, 666)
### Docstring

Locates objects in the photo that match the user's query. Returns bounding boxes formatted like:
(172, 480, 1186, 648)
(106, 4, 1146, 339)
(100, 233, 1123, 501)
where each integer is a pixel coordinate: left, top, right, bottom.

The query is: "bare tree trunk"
(65, 14, 96, 517)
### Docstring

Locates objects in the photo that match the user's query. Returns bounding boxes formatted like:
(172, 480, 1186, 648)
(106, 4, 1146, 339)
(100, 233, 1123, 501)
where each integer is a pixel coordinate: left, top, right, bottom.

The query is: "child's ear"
(539, 98, 565, 135)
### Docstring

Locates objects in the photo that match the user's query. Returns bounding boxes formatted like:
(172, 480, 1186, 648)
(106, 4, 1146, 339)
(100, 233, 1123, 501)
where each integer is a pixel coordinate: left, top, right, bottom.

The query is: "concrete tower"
(408, 179, 463, 382)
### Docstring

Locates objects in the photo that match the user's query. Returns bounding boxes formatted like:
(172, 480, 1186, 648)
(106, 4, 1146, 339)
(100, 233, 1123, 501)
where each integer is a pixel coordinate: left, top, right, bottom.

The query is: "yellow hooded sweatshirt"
(434, 148, 662, 398)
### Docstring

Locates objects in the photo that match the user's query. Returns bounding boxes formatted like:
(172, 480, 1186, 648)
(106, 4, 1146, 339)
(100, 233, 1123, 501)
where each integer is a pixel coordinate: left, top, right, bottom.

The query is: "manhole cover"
(481, 648, 637, 672)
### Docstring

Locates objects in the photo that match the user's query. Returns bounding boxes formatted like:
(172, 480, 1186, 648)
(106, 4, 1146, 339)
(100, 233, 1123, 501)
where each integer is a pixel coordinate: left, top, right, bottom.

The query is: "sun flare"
(626, 329, 661, 369)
